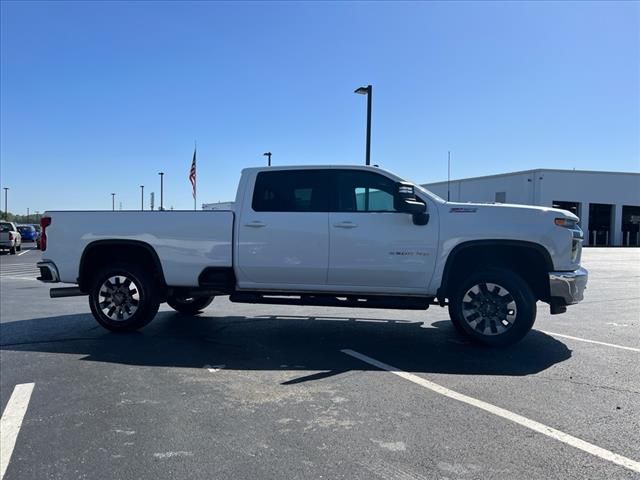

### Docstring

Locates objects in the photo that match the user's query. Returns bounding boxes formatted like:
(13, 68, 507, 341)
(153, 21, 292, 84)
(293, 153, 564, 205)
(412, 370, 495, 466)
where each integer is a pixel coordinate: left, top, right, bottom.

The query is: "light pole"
(3, 187, 8, 219)
(111, 193, 116, 211)
(27, 207, 30, 222)
(140, 185, 144, 211)
(354, 84, 372, 166)
(158, 172, 164, 211)
(263, 152, 272, 166)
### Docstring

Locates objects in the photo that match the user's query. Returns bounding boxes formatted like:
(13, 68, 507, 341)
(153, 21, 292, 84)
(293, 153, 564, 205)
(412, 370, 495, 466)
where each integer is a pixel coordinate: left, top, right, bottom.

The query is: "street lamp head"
(263, 152, 271, 157)
(158, 172, 164, 176)
(354, 86, 371, 95)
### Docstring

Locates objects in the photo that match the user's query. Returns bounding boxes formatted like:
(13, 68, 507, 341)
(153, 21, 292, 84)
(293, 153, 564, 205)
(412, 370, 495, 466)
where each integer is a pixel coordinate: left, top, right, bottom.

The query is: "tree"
(0, 211, 43, 224)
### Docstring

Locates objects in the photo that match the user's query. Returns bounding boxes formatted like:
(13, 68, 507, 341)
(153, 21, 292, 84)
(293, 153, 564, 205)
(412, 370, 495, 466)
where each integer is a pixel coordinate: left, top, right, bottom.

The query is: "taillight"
(40, 216, 51, 251)
(9, 232, 14, 241)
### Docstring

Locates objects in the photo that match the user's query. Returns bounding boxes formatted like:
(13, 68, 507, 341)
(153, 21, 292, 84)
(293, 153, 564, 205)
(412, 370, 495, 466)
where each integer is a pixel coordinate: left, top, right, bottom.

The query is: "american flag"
(189, 148, 196, 199)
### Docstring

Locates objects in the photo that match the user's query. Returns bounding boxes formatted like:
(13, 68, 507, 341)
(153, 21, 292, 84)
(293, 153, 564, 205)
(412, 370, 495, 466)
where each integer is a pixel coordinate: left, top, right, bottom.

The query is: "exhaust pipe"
(50, 287, 86, 298)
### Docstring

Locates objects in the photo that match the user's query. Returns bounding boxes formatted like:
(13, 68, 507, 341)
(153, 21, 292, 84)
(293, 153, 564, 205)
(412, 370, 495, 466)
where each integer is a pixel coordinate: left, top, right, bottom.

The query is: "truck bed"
(43, 211, 234, 286)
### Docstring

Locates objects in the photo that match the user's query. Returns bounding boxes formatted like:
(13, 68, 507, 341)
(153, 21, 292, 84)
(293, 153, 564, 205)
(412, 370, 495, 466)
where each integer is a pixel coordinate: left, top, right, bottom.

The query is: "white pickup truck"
(38, 165, 587, 346)
(0, 221, 22, 254)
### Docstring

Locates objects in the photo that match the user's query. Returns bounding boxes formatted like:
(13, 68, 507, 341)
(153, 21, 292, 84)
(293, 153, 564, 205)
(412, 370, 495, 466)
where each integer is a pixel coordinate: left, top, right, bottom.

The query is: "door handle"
(333, 221, 357, 229)
(245, 221, 266, 228)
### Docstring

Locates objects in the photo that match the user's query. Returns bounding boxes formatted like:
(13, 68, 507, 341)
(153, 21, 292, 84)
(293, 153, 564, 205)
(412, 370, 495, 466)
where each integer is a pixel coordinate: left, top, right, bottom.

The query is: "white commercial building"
(202, 201, 234, 211)
(423, 169, 640, 247)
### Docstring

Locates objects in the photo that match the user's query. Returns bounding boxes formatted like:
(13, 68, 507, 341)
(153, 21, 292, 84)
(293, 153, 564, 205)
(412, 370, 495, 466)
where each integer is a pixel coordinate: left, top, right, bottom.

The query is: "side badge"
(450, 207, 477, 213)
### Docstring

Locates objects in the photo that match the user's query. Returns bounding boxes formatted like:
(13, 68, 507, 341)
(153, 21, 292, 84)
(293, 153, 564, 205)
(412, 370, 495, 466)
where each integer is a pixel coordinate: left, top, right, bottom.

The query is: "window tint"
(252, 170, 329, 212)
(333, 170, 398, 212)
(0, 223, 11, 232)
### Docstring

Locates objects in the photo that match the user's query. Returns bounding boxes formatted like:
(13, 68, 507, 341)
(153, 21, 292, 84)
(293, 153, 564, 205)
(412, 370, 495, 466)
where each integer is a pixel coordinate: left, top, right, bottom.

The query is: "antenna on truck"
(447, 151, 451, 202)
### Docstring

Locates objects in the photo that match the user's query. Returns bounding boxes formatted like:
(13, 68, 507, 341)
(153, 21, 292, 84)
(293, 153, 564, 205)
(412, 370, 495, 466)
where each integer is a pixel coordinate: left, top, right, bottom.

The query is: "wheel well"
(78, 241, 166, 293)
(439, 242, 552, 302)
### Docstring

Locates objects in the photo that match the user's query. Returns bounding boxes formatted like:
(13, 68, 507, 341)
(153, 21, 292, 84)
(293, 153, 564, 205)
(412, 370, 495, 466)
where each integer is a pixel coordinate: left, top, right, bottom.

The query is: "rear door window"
(252, 170, 330, 212)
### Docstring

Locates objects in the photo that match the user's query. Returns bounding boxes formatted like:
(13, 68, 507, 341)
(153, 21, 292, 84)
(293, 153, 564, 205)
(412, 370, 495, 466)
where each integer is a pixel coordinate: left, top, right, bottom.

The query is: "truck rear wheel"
(9, 246, 16, 255)
(88, 263, 160, 332)
(448, 268, 536, 347)
(167, 295, 214, 315)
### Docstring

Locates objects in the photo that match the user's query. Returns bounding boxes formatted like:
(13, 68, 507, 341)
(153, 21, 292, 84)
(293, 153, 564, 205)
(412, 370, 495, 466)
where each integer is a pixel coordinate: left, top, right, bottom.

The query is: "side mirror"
(395, 182, 427, 215)
(401, 198, 427, 215)
(412, 212, 429, 226)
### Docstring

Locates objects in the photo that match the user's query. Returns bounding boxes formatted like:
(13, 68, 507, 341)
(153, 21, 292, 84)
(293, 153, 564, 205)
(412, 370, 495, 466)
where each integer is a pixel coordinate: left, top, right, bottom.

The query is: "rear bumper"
(37, 261, 60, 283)
(549, 267, 588, 306)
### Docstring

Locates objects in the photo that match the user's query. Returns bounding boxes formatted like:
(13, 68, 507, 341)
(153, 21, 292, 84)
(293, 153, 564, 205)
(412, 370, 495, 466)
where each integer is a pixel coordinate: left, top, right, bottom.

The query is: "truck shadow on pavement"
(0, 311, 572, 380)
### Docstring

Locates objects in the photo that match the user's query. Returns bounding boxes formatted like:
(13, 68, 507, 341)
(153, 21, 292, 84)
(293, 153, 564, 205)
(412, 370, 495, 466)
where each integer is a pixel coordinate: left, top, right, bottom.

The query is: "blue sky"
(1, 1, 638, 213)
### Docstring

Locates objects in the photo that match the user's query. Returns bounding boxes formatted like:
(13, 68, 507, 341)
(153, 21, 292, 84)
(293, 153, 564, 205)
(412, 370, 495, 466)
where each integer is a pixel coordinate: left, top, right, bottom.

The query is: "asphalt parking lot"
(1, 246, 639, 480)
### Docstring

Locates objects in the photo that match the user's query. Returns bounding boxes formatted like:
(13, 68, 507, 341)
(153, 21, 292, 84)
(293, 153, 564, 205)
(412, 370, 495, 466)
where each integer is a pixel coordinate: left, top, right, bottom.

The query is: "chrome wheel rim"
(98, 275, 140, 321)
(461, 282, 517, 336)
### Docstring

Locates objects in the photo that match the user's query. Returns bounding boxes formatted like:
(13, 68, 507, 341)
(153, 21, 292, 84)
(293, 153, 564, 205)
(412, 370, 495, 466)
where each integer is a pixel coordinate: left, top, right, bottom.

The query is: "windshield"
(0, 222, 12, 232)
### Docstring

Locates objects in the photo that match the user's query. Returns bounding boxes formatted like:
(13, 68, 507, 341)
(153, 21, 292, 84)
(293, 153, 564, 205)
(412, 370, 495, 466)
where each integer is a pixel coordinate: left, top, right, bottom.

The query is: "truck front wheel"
(167, 295, 214, 315)
(448, 269, 536, 347)
(88, 263, 160, 332)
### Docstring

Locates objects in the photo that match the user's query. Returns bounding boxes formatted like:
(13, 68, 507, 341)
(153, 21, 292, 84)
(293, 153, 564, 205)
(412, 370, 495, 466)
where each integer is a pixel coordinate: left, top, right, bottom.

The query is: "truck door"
(327, 169, 437, 292)
(236, 169, 330, 288)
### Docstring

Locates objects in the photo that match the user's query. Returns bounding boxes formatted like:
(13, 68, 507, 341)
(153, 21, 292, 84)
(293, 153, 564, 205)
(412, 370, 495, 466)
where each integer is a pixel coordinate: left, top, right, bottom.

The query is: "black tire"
(88, 263, 160, 332)
(448, 268, 536, 347)
(16, 244, 21, 252)
(9, 246, 16, 255)
(167, 295, 214, 315)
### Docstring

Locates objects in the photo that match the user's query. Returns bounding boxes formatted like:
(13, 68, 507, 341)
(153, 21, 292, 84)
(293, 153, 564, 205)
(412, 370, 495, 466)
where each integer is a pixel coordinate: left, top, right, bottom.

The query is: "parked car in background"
(0, 221, 22, 254)
(33, 224, 42, 249)
(17, 224, 39, 243)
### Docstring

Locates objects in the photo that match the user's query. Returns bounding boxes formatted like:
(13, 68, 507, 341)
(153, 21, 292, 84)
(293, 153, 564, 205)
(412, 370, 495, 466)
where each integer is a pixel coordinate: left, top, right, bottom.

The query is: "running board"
(229, 293, 432, 310)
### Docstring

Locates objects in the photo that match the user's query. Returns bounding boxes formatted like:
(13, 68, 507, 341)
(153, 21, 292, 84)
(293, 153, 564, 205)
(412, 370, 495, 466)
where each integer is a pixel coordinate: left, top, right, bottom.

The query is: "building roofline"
(423, 168, 640, 186)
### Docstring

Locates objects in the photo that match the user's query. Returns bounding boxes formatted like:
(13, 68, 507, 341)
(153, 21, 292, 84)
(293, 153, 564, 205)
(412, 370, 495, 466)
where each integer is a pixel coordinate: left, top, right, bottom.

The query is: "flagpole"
(194, 141, 197, 211)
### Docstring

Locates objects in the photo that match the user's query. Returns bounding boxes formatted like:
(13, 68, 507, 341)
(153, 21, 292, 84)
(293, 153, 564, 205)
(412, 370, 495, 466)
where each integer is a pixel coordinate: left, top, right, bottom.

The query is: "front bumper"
(549, 267, 588, 306)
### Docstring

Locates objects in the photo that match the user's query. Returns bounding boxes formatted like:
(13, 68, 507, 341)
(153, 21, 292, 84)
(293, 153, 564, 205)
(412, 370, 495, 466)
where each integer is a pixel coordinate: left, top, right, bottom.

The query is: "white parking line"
(341, 349, 640, 474)
(16, 250, 29, 257)
(539, 331, 640, 353)
(0, 383, 35, 480)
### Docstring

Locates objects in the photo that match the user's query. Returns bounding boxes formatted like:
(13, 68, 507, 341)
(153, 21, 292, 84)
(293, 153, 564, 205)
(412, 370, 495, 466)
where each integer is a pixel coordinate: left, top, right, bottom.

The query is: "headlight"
(554, 217, 578, 228)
